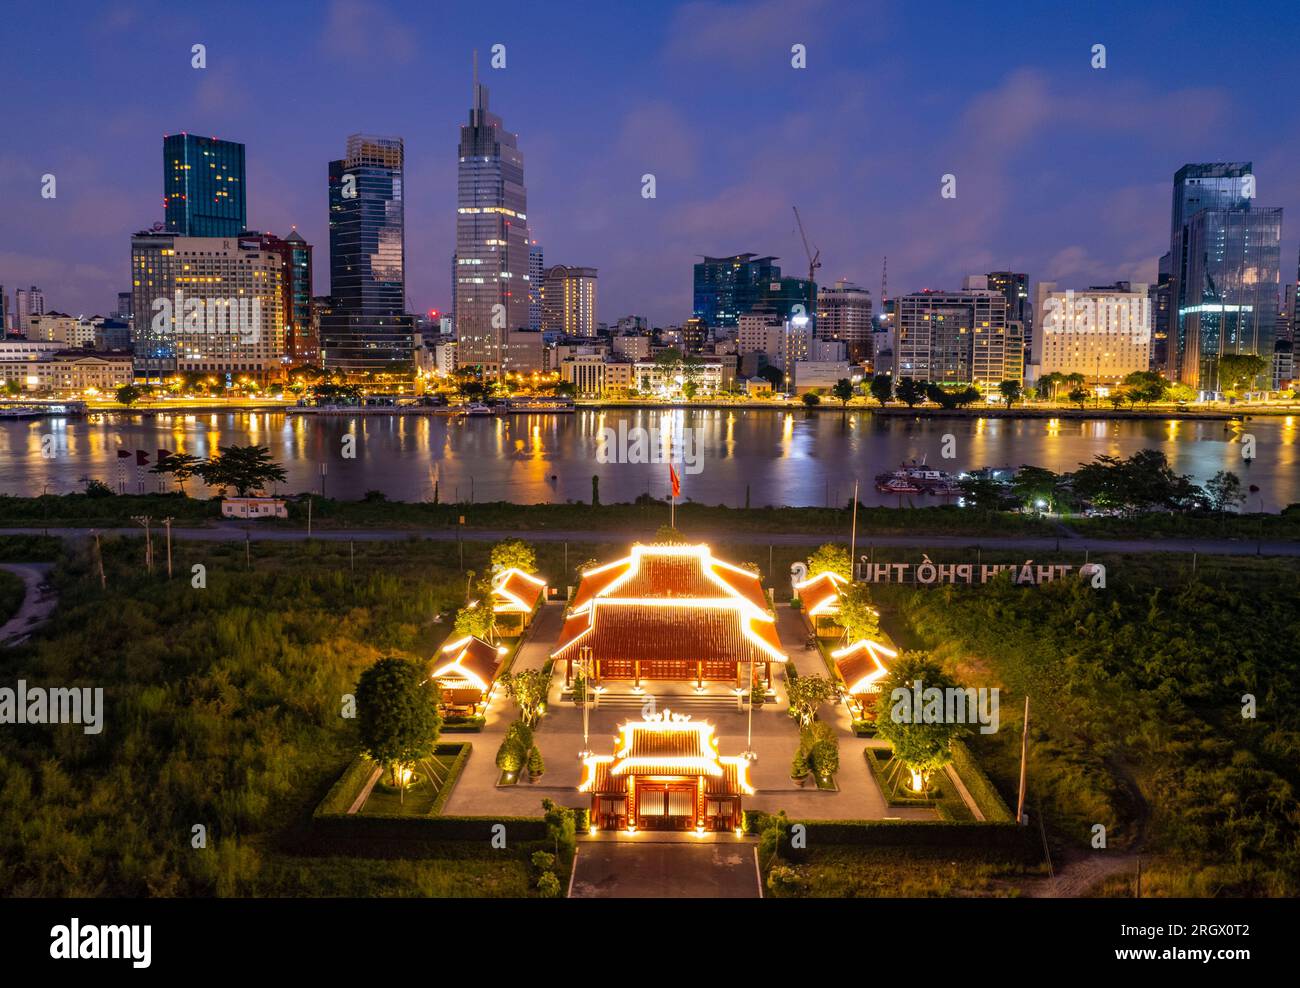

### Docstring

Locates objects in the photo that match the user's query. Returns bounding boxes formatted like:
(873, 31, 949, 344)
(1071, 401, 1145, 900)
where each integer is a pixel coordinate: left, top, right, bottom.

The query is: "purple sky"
(3, 0, 1299, 324)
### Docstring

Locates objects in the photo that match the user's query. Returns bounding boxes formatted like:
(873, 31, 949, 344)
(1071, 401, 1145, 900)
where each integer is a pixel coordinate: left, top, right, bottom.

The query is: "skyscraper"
(528, 241, 544, 331)
(454, 56, 530, 376)
(693, 254, 781, 327)
(14, 286, 45, 333)
(894, 289, 1010, 389)
(322, 134, 414, 373)
(163, 133, 247, 237)
(540, 265, 598, 337)
(986, 272, 1028, 325)
(816, 279, 874, 363)
(1167, 163, 1281, 389)
(247, 230, 315, 366)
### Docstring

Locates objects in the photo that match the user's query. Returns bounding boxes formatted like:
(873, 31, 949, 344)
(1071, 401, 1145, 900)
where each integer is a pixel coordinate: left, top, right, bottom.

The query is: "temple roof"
(794, 570, 847, 616)
(579, 712, 753, 796)
(831, 638, 896, 695)
(492, 568, 545, 613)
(431, 635, 504, 693)
(554, 544, 786, 664)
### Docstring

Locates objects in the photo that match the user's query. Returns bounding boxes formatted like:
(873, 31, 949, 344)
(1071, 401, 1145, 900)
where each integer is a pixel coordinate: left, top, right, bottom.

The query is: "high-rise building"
(1032, 282, 1152, 383)
(1151, 254, 1171, 371)
(1167, 163, 1281, 389)
(1178, 207, 1282, 391)
(454, 57, 530, 375)
(528, 241, 544, 331)
(115, 291, 133, 324)
(163, 133, 247, 237)
(816, 279, 873, 363)
(0, 287, 8, 336)
(985, 272, 1028, 324)
(681, 317, 707, 355)
(894, 290, 1009, 389)
(692, 254, 780, 327)
(322, 134, 414, 373)
(130, 231, 286, 382)
(14, 286, 45, 331)
(246, 230, 316, 366)
(540, 265, 597, 337)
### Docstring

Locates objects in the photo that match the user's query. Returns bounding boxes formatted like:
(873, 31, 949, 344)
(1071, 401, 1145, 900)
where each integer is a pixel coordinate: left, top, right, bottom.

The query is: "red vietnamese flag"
(669, 463, 681, 499)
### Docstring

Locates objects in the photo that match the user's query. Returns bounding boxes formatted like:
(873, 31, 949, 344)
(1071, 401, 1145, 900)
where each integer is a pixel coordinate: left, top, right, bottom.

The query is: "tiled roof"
(431, 635, 502, 692)
(831, 639, 895, 694)
(795, 571, 846, 615)
(493, 569, 545, 612)
(624, 726, 705, 761)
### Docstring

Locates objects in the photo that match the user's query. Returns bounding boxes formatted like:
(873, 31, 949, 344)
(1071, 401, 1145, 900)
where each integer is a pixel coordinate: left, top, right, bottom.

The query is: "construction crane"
(792, 206, 821, 315)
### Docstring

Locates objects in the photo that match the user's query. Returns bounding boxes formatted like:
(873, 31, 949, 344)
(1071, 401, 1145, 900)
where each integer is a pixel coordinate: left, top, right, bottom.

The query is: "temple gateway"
(579, 711, 752, 832)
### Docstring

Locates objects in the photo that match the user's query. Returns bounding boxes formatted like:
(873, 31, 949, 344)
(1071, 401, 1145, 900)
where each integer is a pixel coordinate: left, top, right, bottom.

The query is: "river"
(1, 408, 1295, 510)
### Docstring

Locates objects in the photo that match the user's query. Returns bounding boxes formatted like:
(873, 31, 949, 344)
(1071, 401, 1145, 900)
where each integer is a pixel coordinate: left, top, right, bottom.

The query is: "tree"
(356, 657, 442, 792)
(654, 524, 688, 544)
(1069, 449, 1201, 514)
(197, 445, 287, 496)
(958, 476, 1007, 511)
(503, 669, 550, 727)
(831, 378, 855, 407)
(998, 380, 1022, 408)
(757, 365, 785, 388)
(495, 720, 533, 773)
(1067, 386, 1090, 409)
(116, 384, 147, 406)
(925, 383, 959, 409)
(837, 582, 881, 642)
(807, 543, 852, 580)
(801, 392, 821, 406)
(895, 376, 925, 408)
(787, 675, 837, 728)
(1011, 465, 1063, 513)
(453, 602, 494, 641)
(869, 374, 893, 407)
(1218, 353, 1268, 396)
(490, 538, 536, 575)
(1037, 372, 1064, 401)
(1205, 470, 1246, 513)
(874, 651, 964, 792)
(151, 451, 202, 495)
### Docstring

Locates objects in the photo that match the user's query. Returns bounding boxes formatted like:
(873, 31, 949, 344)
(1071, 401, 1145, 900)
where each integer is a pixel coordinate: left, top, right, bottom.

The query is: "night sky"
(3, 0, 1299, 325)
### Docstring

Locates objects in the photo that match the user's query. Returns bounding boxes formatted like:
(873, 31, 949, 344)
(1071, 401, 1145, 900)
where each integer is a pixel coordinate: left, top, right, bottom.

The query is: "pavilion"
(830, 638, 897, 718)
(794, 570, 848, 639)
(579, 710, 753, 832)
(551, 542, 787, 688)
(431, 635, 508, 716)
(491, 567, 546, 636)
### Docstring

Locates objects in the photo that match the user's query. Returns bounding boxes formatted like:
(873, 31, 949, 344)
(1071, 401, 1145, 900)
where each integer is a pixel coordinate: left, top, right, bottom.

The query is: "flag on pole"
(115, 449, 132, 459)
(669, 463, 681, 499)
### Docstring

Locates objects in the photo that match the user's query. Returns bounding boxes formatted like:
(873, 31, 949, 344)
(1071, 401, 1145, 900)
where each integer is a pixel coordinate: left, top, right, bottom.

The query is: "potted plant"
(572, 674, 586, 706)
(751, 683, 766, 708)
(790, 748, 809, 787)
(527, 744, 545, 783)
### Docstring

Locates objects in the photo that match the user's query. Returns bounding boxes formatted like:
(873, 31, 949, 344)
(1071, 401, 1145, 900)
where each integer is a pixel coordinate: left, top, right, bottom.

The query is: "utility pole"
(162, 517, 174, 579)
(849, 478, 859, 573)
(132, 515, 153, 575)
(1016, 696, 1030, 825)
(91, 530, 106, 590)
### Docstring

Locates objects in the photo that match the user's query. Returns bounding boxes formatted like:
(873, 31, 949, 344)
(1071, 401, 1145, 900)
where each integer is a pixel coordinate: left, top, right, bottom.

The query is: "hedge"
(315, 756, 380, 817)
(427, 743, 472, 816)
(307, 814, 551, 857)
(949, 738, 1015, 822)
(741, 811, 1036, 858)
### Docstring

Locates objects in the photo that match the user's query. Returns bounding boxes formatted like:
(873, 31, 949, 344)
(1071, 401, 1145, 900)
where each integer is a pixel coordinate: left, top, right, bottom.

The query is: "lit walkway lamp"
(578, 645, 593, 759)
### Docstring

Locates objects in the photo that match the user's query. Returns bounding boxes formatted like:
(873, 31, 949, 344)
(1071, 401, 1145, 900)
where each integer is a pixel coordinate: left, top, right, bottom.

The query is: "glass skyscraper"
(163, 133, 246, 237)
(454, 59, 531, 375)
(322, 134, 414, 373)
(693, 254, 781, 327)
(1168, 163, 1281, 391)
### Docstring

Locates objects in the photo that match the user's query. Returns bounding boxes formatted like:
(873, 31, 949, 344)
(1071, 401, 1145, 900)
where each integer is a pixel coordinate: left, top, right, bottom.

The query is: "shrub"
(790, 749, 809, 779)
(530, 850, 556, 873)
(541, 799, 576, 858)
(767, 865, 808, 897)
(810, 737, 839, 779)
(527, 745, 545, 776)
(536, 871, 562, 898)
(495, 720, 533, 774)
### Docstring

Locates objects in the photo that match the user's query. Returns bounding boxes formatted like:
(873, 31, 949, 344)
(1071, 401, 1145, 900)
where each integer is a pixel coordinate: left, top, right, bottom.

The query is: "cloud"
(319, 0, 416, 65)
(663, 0, 837, 67)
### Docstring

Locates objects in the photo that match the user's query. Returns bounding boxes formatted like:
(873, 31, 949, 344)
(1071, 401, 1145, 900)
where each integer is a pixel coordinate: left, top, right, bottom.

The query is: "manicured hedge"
(307, 814, 551, 857)
(315, 756, 380, 817)
(949, 738, 1015, 822)
(442, 716, 486, 733)
(742, 810, 1035, 858)
(427, 743, 472, 816)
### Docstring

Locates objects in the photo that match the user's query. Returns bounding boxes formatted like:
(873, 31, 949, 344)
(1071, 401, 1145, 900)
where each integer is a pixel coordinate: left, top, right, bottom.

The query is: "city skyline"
(4, 0, 1300, 326)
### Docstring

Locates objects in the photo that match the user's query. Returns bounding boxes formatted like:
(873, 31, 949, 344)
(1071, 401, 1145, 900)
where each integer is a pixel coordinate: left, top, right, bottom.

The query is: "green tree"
(197, 444, 287, 497)
(1067, 386, 1091, 409)
(837, 582, 881, 641)
(453, 602, 494, 641)
(869, 374, 893, 406)
(151, 451, 203, 495)
(1011, 465, 1063, 513)
(998, 380, 1022, 407)
(356, 657, 442, 792)
(875, 651, 964, 792)
(958, 476, 1007, 511)
(654, 524, 688, 544)
(895, 376, 925, 408)
(787, 674, 838, 728)
(808, 543, 851, 580)
(1205, 470, 1246, 513)
(1217, 353, 1268, 395)
(801, 392, 821, 406)
(1036, 372, 1064, 401)
(490, 538, 537, 575)
(503, 669, 550, 727)
(831, 378, 855, 407)
(116, 384, 147, 406)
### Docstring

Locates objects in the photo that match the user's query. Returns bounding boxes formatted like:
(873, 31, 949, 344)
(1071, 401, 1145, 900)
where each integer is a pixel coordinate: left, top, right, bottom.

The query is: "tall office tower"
(528, 241, 544, 330)
(539, 265, 597, 337)
(0, 287, 7, 335)
(454, 57, 530, 375)
(692, 254, 780, 327)
(1168, 163, 1281, 389)
(115, 291, 134, 323)
(14, 286, 45, 333)
(322, 134, 414, 373)
(681, 317, 707, 354)
(130, 231, 286, 382)
(1151, 253, 1172, 370)
(816, 279, 874, 363)
(1032, 282, 1152, 383)
(986, 272, 1029, 358)
(894, 289, 1009, 388)
(163, 133, 247, 237)
(247, 229, 316, 366)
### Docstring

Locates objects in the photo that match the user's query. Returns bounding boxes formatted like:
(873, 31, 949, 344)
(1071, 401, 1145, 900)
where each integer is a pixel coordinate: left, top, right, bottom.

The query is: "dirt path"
(1021, 851, 1140, 897)
(0, 562, 56, 646)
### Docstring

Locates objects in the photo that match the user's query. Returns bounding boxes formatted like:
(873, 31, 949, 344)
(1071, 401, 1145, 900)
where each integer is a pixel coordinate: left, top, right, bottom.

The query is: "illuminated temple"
(579, 711, 753, 831)
(551, 543, 787, 687)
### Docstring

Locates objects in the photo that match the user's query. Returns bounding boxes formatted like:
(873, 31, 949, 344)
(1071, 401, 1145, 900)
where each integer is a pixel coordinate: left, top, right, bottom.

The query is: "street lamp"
(743, 652, 757, 762)
(577, 645, 593, 759)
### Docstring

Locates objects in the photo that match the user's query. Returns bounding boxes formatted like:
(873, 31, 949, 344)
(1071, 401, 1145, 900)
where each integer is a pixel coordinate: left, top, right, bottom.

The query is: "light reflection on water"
(0, 409, 1293, 510)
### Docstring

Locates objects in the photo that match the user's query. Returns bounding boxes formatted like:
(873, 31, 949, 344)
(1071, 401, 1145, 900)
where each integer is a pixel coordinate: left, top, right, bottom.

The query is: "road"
(0, 524, 1296, 557)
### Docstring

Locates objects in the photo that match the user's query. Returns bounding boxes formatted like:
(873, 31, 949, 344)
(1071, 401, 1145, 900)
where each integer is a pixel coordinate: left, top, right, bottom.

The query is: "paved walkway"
(570, 841, 760, 898)
(0, 563, 56, 646)
(0, 525, 1294, 557)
